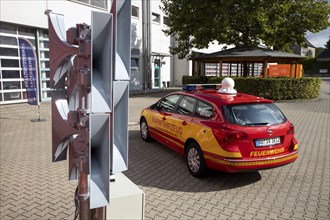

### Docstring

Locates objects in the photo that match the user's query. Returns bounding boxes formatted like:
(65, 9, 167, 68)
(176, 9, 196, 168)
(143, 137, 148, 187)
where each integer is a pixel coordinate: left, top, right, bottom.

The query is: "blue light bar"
(182, 84, 222, 91)
(182, 84, 197, 91)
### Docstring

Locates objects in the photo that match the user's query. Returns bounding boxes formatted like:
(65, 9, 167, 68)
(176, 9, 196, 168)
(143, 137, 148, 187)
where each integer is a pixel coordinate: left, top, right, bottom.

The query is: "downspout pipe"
(142, 0, 151, 90)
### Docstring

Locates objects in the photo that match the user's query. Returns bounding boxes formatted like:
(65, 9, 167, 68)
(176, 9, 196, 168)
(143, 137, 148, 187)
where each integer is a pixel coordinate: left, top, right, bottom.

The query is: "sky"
(306, 28, 330, 48)
(305, 0, 330, 48)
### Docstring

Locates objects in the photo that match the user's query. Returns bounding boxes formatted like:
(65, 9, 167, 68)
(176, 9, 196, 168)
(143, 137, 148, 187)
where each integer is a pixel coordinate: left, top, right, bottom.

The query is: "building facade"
(0, 0, 184, 105)
(130, 0, 172, 90)
(291, 39, 316, 58)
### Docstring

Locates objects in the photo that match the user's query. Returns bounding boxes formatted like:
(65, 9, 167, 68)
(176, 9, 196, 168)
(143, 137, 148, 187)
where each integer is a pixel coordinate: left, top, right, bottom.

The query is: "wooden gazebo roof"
(191, 46, 306, 63)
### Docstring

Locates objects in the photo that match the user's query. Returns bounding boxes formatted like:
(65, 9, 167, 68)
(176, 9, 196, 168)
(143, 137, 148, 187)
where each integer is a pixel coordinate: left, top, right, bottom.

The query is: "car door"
(189, 100, 217, 153)
(168, 95, 197, 154)
(147, 94, 182, 147)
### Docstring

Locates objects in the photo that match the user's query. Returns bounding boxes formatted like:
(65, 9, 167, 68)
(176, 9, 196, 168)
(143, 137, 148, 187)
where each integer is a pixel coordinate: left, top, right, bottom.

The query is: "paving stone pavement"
(0, 78, 329, 220)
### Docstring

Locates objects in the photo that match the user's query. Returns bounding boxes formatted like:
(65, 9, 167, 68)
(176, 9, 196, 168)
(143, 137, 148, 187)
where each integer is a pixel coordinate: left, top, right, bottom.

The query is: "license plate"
(255, 137, 281, 147)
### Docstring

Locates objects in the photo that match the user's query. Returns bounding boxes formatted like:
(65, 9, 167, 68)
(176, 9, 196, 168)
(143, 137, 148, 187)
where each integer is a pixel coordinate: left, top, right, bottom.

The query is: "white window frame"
(70, 0, 108, 10)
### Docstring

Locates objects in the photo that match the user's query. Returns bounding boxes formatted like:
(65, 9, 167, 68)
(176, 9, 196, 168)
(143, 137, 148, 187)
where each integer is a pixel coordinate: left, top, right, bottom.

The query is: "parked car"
(140, 78, 298, 177)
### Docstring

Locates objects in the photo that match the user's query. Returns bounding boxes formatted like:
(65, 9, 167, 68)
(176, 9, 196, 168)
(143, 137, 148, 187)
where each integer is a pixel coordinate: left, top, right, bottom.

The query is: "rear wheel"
(186, 142, 208, 178)
(140, 118, 152, 142)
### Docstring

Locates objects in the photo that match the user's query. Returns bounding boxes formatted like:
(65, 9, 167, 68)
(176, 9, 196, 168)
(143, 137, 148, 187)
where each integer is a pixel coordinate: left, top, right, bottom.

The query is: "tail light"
(287, 123, 294, 134)
(212, 127, 248, 152)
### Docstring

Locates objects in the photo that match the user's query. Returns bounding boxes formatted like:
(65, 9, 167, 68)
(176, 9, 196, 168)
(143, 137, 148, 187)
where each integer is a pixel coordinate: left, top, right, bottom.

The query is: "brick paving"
(0, 78, 329, 219)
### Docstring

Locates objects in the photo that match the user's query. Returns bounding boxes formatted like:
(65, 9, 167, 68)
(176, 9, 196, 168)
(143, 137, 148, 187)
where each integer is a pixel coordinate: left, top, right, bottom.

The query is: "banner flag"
(18, 38, 38, 105)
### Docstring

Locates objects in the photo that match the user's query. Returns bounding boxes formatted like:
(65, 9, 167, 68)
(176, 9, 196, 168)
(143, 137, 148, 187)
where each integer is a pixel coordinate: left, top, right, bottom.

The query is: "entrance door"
(153, 59, 161, 88)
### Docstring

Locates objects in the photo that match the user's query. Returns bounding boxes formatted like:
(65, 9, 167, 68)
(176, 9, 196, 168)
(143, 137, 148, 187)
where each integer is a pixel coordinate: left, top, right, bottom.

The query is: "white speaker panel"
(91, 11, 113, 113)
(89, 114, 110, 209)
(111, 81, 129, 173)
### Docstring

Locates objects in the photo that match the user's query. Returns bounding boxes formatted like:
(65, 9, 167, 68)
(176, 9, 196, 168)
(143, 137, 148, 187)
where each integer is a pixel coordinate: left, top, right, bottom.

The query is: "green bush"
(183, 76, 321, 100)
(182, 75, 209, 85)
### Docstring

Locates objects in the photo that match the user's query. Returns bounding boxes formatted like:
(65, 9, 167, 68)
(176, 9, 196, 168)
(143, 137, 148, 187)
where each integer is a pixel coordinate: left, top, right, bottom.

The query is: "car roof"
(173, 90, 273, 106)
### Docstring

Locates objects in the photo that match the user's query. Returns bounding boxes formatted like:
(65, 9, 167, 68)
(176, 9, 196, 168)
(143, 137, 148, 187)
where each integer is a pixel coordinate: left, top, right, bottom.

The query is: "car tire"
(140, 118, 152, 142)
(186, 142, 208, 178)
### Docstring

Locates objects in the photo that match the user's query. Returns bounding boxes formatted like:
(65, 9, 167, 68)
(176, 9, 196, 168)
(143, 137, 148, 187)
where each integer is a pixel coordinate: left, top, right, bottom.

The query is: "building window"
(152, 13, 160, 24)
(0, 23, 16, 34)
(73, 0, 107, 9)
(205, 63, 219, 77)
(130, 51, 140, 88)
(163, 16, 170, 26)
(132, 6, 139, 18)
(131, 58, 139, 69)
(0, 22, 50, 104)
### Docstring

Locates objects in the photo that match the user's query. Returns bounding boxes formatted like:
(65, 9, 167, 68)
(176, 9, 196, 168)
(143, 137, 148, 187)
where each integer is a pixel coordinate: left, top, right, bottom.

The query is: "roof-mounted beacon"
(218, 77, 237, 94)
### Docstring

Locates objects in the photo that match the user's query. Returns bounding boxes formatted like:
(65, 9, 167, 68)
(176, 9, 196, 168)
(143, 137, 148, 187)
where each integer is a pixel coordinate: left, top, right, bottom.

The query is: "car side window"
(196, 101, 213, 119)
(176, 96, 196, 116)
(158, 95, 181, 112)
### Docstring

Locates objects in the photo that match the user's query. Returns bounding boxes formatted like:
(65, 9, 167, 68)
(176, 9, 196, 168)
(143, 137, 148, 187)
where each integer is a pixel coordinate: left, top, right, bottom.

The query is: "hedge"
(182, 76, 321, 100)
(182, 75, 209, 85)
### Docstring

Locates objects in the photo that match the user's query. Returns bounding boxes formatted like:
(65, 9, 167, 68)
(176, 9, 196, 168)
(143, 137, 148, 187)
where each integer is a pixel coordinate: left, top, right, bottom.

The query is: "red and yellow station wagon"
(140, 78, 298, 177)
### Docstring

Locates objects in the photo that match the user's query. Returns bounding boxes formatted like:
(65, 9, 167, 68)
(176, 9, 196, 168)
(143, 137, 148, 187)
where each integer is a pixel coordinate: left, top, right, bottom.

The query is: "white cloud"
(306, 27, 330, 48)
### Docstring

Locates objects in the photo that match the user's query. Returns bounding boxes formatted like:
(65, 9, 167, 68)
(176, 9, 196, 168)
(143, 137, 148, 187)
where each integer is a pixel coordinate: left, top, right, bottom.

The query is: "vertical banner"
(18, 37, 38, 105)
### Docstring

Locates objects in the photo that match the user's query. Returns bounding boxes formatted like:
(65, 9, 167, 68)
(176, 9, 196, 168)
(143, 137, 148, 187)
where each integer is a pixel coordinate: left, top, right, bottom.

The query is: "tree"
(161, 0, 330, 59)
(325, 38, 330, 49)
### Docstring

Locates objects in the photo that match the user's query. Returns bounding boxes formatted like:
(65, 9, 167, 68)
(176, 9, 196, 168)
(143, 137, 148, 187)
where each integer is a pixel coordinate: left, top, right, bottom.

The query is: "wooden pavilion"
(190, 46, 306, 78)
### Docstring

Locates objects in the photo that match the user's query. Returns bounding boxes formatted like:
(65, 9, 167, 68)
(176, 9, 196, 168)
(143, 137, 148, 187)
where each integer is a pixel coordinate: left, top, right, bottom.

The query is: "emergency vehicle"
(140, 78, 298, 177)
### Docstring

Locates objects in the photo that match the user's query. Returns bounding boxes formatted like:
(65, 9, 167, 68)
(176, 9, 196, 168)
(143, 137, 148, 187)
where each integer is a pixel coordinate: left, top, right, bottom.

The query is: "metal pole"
(93, 207, 106, 220)
(142, 0, 151, 90)
(78, 173, 92, 220)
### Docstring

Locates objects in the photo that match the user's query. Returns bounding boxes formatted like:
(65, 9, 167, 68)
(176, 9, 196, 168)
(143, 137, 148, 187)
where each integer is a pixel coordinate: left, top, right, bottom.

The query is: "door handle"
(182, 121, 188, 126)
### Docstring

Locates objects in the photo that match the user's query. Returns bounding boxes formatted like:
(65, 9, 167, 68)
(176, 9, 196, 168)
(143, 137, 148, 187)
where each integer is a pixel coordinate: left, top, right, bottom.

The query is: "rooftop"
(191, 46, 306, 62)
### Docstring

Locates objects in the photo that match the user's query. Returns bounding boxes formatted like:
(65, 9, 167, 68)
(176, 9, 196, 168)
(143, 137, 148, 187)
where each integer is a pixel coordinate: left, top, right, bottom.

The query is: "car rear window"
(196, 100, 213, 118)
(176, 96, 196, 116)
(222, 103, 287, 126)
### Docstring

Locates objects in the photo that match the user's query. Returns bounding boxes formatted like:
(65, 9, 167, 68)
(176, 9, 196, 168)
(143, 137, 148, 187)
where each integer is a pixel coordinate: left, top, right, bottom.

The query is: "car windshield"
(222, 103, 287, 126)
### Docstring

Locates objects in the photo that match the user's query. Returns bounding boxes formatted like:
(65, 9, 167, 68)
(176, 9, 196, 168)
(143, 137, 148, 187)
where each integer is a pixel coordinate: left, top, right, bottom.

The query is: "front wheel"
(186, 142, 208, 178)
(140, 118, 152, 142)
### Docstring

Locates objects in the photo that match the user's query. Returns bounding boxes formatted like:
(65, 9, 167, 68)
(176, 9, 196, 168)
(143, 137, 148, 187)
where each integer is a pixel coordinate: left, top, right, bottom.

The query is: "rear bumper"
(205, 151, 298, 173)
